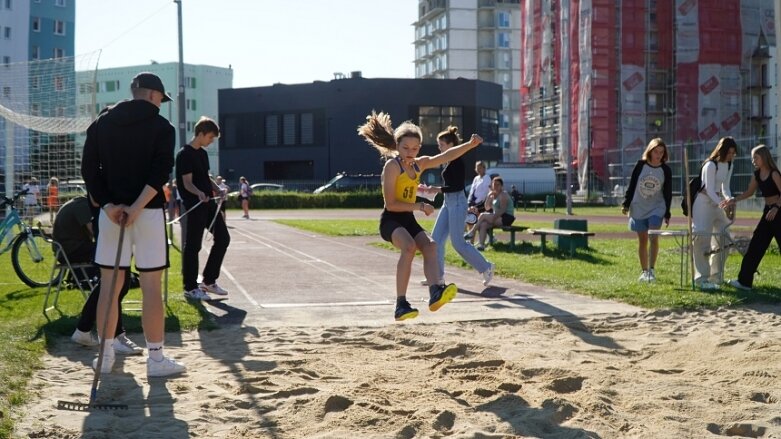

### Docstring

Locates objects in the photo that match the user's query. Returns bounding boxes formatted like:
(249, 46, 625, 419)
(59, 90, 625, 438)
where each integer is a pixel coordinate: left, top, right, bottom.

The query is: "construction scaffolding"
(519, 0, 777, 195)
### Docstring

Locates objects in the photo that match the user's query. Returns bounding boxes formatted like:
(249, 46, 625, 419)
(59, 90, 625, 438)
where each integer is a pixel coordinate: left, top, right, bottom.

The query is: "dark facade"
(218, 77, 503, 186)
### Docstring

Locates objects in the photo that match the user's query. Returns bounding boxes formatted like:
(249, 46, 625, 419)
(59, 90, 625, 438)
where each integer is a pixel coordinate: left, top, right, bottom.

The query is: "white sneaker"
(729, 279, 751, 291)
(637, 270, 649, 282)
(92, 354, 115, 373)
(183, 287, 211, 301)
(482, 263, 495, 286)
(113, 334, 143, 356)
(199, 282, 228, 296)
(71, 329, 99, 347)
(698, 281, 719, 291)
(647, 268, 656, 282)
(147, 356, 186, 377)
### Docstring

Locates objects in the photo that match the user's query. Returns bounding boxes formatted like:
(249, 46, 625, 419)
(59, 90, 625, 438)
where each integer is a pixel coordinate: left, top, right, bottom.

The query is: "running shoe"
(147, 356, 187, 378)
(199, 282, 228, 296)
(184, 288, 211, 301)
(728, 279, 751, 291)
(71, 329, 99, 347)
(113, 333, 144, 355)
(482, 264, 495, 286)
(394, 301, 419, 321)
(429, 283, 457, 312)
(92, 354, 115, 374)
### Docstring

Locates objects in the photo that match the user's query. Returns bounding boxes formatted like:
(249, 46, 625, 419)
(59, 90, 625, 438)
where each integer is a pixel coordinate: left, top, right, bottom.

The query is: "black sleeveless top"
(441, 157, 466, 193)
(755, 169, 780, 197)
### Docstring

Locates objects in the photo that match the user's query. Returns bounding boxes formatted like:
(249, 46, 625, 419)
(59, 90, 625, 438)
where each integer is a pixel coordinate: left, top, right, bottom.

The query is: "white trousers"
(691, 195, 731, 284)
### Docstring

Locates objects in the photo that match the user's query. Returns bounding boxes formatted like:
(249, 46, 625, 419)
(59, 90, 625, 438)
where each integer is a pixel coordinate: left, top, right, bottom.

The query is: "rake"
(58, 216, 129, 411)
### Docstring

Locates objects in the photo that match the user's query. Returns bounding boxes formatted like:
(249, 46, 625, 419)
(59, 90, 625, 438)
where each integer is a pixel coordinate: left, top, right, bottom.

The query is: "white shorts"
(95, 208, 169, 271)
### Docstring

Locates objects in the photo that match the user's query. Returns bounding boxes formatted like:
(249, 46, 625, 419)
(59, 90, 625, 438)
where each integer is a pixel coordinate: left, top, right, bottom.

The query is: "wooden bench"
(487, 225, 529, 248)
(526, 200, 544, 211)
(529, 228, 595, 257)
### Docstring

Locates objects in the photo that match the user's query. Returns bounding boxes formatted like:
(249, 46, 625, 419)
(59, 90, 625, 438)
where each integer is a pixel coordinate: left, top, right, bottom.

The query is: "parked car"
(227, 183, 284, 198)
(59, 179, 87, 200)
(313, 173, 381, 194)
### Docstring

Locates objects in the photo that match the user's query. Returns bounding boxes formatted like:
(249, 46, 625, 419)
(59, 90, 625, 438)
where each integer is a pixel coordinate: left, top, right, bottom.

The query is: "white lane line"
(231, 228, 390, 289)
(219, 266, 258, 307)
(259, 295, 541, 309)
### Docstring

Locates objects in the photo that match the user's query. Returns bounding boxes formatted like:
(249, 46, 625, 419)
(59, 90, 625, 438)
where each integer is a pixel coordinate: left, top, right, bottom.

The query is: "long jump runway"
(193, 213, 640, 328)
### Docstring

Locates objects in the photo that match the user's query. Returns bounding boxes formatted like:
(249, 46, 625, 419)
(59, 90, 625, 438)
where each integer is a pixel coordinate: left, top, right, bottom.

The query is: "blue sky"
(75, 0, 418, 88)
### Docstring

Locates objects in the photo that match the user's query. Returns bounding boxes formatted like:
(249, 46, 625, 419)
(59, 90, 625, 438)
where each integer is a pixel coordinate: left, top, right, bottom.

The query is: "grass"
(0, 247, 209, 438)
(276, 218, 781, 310)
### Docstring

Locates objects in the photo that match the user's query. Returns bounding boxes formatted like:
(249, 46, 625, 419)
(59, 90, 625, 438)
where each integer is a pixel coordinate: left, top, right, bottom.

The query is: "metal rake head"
(57, 400, 128, 411)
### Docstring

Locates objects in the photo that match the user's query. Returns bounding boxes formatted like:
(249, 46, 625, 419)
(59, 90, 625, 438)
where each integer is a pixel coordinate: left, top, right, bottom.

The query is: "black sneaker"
(429, 283, 457, 312)
(394, 301, 419, 321)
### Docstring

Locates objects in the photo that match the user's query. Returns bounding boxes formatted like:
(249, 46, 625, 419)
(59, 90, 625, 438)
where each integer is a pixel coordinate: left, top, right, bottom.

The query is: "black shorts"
(501, 213, 515, 227)
(379, 210, 425, 243)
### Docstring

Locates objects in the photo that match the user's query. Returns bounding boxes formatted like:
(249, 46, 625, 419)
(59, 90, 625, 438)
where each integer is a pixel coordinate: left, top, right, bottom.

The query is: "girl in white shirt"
(692, 137, 737, 290)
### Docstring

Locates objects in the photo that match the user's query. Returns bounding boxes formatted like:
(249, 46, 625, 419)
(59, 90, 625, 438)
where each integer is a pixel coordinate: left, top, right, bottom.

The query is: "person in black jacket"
(176, 116, 230, 301)
(81, 72, 185, 378)
(621, 138, 672, 282)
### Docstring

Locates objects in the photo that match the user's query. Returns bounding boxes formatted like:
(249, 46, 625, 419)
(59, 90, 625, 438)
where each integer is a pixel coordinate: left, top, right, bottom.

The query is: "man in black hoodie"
(81, 72, 185, 378)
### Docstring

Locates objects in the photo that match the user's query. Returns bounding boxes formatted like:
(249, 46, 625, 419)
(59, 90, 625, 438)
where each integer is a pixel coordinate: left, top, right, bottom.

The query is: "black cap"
(131, 72, 172, 102)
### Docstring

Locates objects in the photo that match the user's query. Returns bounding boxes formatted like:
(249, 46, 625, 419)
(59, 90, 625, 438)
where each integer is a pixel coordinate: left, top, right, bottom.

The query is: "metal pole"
(560, 0, 572, 214)
(4, 120, 13, 199)
(175, 0, 186, 149)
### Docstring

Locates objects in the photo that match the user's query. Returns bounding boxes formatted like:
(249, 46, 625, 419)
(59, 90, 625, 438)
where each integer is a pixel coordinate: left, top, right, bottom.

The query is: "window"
(32, 46, 39, 59)
(497, 32, 510, 48)
(104, 80, 119, 92)
(300, 113, 313, 144)
(4, 0, 10, 9)
(55, 0, 65, 6)
(418, 106, 463, 145)
(31, 76, 39, 90)
(32, 17, 40, 32)
(54, 20, 65, 35)
(283, 114, 296, 145)
(186, 76, 196, 88)
(53, 47, 64, 58)
(480, 109, 499, 147)
(498, 11, 510, 28)
(2, 56, 9, 66)
(185, 99, 196, 111)
(4, 27, 10, 39)
(54, 76, 64, 91)
(265, 115, 279, 145)
(30, 103, 40, 116)
(2, 86, 10, 98)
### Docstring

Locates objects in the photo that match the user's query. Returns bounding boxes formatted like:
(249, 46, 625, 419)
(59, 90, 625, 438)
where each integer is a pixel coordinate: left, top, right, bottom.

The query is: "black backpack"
(681, 160, 720, 216)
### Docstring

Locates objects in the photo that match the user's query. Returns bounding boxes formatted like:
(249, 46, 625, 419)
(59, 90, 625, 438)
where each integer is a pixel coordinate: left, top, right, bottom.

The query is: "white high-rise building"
(76, 62, 233, 172)
(414, 0, 520, 161)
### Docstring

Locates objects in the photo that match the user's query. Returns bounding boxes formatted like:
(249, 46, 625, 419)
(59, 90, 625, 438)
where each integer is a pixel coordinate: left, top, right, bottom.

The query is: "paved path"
(183, 210, 641, 328)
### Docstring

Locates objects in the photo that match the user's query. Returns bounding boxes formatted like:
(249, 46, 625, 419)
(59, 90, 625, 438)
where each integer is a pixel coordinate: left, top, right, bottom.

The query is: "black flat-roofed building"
(218, 76, 503, 186)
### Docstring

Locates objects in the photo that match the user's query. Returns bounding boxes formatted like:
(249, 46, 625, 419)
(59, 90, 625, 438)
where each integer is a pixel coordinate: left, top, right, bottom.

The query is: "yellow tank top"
(393, 157, 420, 203)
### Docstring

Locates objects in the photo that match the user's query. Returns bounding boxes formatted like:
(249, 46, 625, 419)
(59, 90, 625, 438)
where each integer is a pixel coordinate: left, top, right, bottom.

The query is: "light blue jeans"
(431, 191, 491, 281)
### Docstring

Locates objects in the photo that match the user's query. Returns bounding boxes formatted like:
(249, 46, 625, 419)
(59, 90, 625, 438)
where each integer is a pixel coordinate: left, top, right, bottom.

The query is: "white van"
(485, 166, 556, 194)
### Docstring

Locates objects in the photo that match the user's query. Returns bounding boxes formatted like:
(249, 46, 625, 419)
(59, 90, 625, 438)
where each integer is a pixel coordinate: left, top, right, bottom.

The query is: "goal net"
(0, 51, 100, 222)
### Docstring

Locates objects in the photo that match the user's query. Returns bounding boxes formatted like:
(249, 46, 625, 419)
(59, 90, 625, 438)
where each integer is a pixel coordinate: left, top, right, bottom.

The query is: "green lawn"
(0, 248, 209, 438)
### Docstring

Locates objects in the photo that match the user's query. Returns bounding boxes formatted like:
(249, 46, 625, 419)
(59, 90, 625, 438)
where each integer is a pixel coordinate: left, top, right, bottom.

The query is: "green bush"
(225, 191, 386, 209)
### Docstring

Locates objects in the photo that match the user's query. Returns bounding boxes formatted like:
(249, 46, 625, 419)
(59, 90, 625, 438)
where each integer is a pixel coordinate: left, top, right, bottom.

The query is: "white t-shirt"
(23, 183, 40, 206)
(468, 174, 491, 205)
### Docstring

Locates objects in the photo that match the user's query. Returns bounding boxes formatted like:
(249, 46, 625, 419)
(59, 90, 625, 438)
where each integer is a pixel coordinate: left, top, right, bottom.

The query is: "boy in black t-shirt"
(175, 116, 231, 301)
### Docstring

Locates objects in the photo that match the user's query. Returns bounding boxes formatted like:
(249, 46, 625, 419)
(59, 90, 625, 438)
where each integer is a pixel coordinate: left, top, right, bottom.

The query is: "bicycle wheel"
(12, 229, 54, 287)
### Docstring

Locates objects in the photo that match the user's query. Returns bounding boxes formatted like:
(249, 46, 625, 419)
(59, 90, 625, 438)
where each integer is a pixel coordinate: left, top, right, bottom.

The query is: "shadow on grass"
(490, 241, 612, 265)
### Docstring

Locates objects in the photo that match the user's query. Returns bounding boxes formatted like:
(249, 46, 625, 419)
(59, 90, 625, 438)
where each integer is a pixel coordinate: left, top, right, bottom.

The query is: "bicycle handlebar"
(1, 188, 30, 208)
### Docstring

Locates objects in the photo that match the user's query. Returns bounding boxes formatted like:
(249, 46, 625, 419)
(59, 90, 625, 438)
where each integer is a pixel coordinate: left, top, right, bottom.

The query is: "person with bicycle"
(81, 72, 185, 378)
(175, 116, 230, 301)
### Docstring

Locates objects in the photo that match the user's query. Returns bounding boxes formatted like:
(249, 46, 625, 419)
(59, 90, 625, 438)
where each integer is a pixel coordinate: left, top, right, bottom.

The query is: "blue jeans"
(431, 191, 491, 280)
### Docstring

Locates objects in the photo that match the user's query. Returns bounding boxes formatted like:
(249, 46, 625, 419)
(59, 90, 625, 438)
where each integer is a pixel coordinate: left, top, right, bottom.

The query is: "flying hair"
(357, 111, 397, 159)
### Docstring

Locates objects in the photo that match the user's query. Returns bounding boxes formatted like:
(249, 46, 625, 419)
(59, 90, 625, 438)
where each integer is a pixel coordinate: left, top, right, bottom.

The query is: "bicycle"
(1, 189, 54, 287)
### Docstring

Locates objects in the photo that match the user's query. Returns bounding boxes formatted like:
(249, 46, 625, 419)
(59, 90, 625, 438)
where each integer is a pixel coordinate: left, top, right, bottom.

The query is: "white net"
(0, 51, 100, 222)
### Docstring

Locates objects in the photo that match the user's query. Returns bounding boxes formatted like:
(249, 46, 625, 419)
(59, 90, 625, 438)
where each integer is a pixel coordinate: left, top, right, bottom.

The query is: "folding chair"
(42, 239, 95, 316)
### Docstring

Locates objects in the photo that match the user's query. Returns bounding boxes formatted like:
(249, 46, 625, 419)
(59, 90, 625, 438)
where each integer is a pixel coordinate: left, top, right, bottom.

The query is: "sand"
(13, 305, 781, 439)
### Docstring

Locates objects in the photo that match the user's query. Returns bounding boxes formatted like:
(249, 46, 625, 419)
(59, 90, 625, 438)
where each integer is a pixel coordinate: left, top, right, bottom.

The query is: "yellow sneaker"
(428, 283, 457, 312)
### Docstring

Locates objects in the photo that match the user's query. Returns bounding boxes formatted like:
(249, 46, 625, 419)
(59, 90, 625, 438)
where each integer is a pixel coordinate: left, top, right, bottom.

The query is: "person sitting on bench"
(465, 176, 515, 251)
